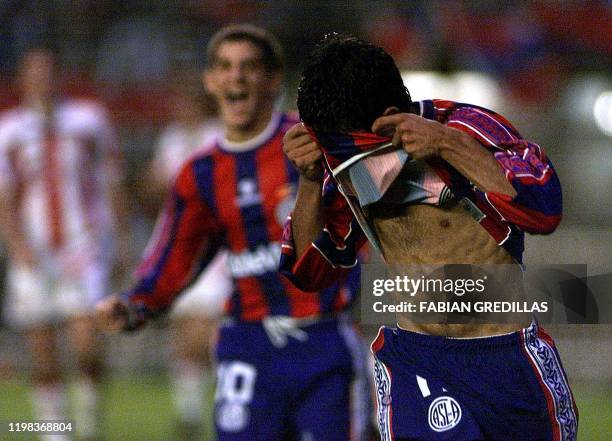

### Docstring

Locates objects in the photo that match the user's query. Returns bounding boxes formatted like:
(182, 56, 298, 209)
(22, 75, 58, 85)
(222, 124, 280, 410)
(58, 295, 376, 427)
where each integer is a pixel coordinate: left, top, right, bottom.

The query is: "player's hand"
(282, 123, 324, 181)
(372, 113, 448, 160)
(95, 295, 130, 332)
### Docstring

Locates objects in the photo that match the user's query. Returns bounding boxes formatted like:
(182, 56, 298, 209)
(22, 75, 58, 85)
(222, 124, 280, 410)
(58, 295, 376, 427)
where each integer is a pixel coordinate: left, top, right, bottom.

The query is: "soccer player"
(144, 74, 231, 439)
(281, 34, 577, 441)
(0, 47, 126, 441)
(96, 25, 371, 441)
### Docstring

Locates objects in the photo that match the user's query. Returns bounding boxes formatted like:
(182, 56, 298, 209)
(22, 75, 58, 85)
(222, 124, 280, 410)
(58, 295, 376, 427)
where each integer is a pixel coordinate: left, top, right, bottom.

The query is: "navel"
(439, 218, 451, 228)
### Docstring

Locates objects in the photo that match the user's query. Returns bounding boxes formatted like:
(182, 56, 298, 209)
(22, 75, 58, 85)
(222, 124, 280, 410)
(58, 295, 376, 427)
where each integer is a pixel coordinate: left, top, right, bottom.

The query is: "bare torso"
(370, 200, 529, 337)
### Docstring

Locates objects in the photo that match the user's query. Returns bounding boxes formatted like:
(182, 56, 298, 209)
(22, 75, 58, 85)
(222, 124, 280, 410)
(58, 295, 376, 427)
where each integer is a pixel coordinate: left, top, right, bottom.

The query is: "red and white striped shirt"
(0, 99, 121, 266)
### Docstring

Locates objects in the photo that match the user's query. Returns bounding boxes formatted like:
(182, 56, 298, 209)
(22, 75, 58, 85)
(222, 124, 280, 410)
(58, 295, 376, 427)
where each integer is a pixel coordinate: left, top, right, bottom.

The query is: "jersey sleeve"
(121, 160, 223, 327)
(280, 173, 367, 292)
(445, 106, 562, 234)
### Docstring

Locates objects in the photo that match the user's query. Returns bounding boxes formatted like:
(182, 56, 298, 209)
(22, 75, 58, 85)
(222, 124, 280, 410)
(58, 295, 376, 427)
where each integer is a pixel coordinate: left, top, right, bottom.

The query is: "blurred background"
(0, 1, 609, 440)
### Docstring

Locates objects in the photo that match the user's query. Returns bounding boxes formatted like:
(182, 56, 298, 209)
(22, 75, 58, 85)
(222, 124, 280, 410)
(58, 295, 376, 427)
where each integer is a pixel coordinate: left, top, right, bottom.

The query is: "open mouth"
(226, 91, 249, 102)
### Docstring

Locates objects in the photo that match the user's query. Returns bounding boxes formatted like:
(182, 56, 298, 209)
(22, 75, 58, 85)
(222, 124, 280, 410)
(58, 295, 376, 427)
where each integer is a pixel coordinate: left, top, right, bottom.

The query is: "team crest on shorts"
(428, 396, 462, 432)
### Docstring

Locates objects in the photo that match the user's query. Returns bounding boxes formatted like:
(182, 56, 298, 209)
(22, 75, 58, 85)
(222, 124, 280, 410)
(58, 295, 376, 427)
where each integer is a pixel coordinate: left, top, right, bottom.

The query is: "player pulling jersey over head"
(282, 34, 576, 441)
(96, 25, 373, 441)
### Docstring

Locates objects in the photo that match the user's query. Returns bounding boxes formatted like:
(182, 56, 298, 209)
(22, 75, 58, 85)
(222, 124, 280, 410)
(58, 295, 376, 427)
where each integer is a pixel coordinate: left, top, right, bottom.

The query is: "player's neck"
(24, 96, 54, 116)
(221, 111, 281, 152)
(225, 101, 276, 140)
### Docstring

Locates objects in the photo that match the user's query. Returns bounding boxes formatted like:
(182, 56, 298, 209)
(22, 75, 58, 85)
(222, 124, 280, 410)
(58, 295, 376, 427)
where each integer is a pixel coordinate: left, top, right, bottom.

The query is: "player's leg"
(214, 322, 287, 441)
(339, 321, 377, 441)
(65, 315, 104, 441)
(370, 327, 485, 441)
(168, 251, 231, 440)
(290, 319, 374, 441)
(4, 265, 70, 441)
(60, 260, 110, 441)
(291, 370, 352, 441)
(518, 323, 579, 441)
(26, 324, 70, 435)
(371, 323, 579, 441)
(168, 315, 216, 440)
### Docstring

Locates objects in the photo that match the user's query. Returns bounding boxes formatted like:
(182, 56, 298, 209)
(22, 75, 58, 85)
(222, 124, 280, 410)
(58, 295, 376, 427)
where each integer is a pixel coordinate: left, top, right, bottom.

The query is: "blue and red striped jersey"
(280, 100, 562, 292)
(122, 113, 357, 323)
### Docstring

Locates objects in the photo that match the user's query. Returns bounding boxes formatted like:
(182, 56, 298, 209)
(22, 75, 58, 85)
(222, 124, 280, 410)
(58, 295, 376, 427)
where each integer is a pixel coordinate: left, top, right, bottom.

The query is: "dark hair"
(297, 34, 412, 132)
(206, 24, 284, 72)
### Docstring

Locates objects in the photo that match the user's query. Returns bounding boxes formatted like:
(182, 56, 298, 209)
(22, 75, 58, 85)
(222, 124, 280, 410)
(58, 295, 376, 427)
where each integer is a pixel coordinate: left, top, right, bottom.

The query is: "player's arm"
(0, 189, 35, 268)
(96, 161, 223, 331)
(372, 112, 516, 196)
(372, 107, 561, 234)
(282, 123, 325, 257)
(280, 123, 365, 292)
(0, 122, 36, 268)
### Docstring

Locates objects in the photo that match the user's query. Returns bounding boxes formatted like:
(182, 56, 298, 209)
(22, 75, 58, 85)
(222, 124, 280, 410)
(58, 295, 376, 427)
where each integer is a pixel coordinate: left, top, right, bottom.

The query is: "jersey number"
(215, 361, 257, 405)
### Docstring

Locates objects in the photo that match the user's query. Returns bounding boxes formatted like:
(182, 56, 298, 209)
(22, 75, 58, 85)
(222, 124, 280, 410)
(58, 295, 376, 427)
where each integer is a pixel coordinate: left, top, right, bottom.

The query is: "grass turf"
(0, 375, 608, 440)
(0, 373, 213, 441)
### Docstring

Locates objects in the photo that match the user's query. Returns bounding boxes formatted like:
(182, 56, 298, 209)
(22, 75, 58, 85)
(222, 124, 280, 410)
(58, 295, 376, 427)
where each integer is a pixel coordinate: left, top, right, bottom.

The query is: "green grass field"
(0, 375, 609, 440)
(0, 374, 214, 441)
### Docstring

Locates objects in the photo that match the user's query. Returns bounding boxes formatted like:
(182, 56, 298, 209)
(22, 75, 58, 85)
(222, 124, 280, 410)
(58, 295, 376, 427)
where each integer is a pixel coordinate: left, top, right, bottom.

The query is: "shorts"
(214, 316, 372, 441)
(169, 251, 232, 320)
(3, 258, 110, 328)
(371, 322, 578, 441)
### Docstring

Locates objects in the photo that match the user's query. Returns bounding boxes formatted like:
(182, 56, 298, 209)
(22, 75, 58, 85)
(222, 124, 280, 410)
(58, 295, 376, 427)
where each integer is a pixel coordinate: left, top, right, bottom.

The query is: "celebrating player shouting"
(281, 34, 577, 441)
(96, 25, 371, 441)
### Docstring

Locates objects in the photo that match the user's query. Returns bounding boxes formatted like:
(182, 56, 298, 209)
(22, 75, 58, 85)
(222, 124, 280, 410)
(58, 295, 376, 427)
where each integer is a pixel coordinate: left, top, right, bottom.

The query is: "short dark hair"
(297, 34, 412, 132)
(206, 24, 284, 72)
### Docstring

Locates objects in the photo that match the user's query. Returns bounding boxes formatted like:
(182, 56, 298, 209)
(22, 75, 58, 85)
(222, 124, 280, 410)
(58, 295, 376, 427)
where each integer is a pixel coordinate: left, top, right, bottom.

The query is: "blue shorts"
(371, 322, 578, 441)
(214, 317, 372, 441)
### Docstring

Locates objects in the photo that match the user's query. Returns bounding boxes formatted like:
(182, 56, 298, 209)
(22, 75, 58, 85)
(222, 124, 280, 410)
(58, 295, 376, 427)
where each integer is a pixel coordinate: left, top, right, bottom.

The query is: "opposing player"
(281, 34, 577, 440)
(0, 48, 126, 441)
(144, 73, 231, 439)
(97, 25, 371, 441)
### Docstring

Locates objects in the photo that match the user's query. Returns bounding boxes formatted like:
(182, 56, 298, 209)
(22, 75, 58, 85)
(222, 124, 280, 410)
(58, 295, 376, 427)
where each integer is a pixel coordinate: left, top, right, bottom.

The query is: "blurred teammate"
(0, 48, 126, 441)
(282, 35, 577, 440)
(97, 25, 371, 441)
(144, 74, 232, 440)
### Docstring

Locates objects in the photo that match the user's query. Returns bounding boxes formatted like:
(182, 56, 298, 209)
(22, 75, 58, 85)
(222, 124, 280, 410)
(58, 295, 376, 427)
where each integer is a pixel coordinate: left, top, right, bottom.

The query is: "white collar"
(219, 112, 282, 152)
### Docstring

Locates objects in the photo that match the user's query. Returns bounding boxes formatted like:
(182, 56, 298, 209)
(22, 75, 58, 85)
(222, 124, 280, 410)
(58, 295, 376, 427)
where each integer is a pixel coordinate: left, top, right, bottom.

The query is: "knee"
(76, 353, 103, 381)
(31, 364, 63, 385)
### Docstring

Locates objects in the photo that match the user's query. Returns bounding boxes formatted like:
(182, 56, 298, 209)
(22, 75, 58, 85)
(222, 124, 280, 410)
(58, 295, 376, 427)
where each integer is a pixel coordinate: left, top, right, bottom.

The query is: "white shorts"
(170, 251, 233, 320)
(3, 257, 110, 329)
